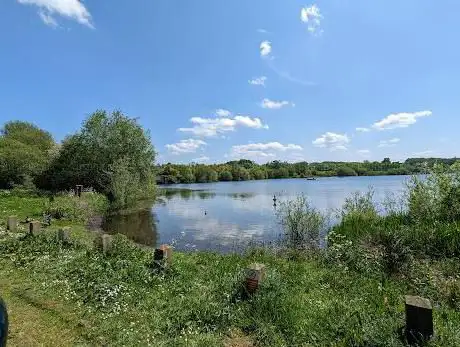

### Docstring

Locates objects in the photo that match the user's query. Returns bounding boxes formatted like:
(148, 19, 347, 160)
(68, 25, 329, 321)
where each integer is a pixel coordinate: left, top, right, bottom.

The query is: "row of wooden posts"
(5, 215, 433, 344)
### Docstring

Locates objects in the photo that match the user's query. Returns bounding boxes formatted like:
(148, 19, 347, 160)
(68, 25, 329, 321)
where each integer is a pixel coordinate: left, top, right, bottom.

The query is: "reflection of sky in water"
(104, 176, 408, 252)
(152, 176, 407, 251)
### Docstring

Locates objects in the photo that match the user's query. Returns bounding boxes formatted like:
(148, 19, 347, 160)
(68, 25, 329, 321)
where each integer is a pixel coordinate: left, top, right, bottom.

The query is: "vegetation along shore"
(1, 112, 460, 346)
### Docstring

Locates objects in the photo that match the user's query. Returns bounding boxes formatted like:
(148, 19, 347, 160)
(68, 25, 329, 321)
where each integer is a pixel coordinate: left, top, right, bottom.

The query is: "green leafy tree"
(0, 121, 54, 188)
(39, 110, 156, 207)
(337, 166, 358, 177)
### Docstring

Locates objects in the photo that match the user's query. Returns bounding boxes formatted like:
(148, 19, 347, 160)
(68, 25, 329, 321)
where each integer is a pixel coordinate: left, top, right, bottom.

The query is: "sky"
(1, 0, 459, 164)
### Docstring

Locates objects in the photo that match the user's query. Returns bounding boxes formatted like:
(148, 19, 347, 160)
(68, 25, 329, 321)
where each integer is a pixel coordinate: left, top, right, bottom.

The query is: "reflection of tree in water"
(102, 209, 158, 247)
(197, 191, 216, 199)
(229, 192, 255, 200)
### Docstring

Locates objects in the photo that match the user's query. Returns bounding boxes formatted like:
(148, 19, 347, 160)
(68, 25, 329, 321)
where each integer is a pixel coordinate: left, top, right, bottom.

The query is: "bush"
(277, 194, 326, 250)
(337, 166, 358, 177)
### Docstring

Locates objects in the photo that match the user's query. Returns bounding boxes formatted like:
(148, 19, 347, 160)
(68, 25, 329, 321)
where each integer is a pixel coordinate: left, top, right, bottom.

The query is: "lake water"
(103, 176, 409, 252)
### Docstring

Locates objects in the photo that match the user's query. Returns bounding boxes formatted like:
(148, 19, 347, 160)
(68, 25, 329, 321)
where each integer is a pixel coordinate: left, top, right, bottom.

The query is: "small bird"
(204, 210, 207, 215)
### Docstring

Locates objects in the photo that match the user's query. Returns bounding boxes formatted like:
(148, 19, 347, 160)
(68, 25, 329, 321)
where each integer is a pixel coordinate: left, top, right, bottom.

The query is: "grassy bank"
(2, 166, 460, 346)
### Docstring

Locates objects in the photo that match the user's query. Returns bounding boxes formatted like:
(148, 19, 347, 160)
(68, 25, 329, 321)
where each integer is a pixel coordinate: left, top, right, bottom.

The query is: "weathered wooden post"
(101, 234, 113, 255)
(153, 244, 172, 270)
(245, 263, 266, 294)
(405, 295, 433, 344)
(7, 216, 17, 232)
(29, 221, 41, 236)
(75, 185, 83, 198)
(57, 227, 71, 244)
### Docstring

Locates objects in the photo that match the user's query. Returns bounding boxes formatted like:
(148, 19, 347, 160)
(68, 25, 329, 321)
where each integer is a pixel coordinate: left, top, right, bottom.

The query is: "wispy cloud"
(378, 138, 400, 148)
(372, 111, 432, 130)
(313, 132, 350, 151)
(356, 127, 370, 133)
(178, 115, 268, 138)
(413, 150, 435, 157)
(266, 60, 316, 87)
(17, 0, 94, 28)
(300, 4, 323, 35)
(357, 149, 371, 156)
(192, 156, 210, 163)
(165, 139, 207, 155)
(215, 109, 232, 117)
(230, 142, 302, 160)
(260, 98, 294, 110)
(257, 29, 270, 34)
(248, 76, 267, 87)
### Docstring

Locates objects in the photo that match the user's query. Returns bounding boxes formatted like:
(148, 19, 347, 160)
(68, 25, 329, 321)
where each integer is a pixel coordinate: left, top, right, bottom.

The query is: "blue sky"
(1, 0, 459, 164)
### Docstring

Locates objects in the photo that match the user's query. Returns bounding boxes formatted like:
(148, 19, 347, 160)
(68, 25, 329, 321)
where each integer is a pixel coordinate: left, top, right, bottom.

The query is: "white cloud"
(300, 4, 323, 35)
(257, 29, 269, 34)
(230, 142, 302, 161)
(165, 139, 207, 155)
(260, 41, 272, 57)
(413, 150, 435, 157)
(372, 110, 432, 130)
(357, 149, 371, 155)
(356, 127, 370, 133)
(248, 76, 267, 87)
(178, 115, 268, 138)
(313, 132, 350, 151)
(260, 98, 293, 109)
(38, 9, 57, 27)
(215, 109, 232, 117)
(17, 0, 94, 28)
(192, 156, 210, 163)
(378, 138, 400, 148)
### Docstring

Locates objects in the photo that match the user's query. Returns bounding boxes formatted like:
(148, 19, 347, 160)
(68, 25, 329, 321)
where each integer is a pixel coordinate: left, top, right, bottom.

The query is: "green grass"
(2, 177, 460, 346)
(1, 230, 460, 346)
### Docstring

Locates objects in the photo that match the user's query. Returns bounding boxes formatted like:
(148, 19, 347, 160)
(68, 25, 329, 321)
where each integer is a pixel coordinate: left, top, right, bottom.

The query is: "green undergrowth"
(1, 231, 460, 346)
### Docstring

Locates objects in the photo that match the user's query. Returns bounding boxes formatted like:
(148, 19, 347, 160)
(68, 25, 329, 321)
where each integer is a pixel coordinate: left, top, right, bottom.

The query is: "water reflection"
(103, 208, 158, 247)
(102, 176, 408, 252)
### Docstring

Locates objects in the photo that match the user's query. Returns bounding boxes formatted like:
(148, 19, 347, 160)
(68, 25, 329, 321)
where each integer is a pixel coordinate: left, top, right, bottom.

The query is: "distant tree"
(382, 158, 391, 164)
(219, 170, 233, 181)
(337, 166, 358, 177)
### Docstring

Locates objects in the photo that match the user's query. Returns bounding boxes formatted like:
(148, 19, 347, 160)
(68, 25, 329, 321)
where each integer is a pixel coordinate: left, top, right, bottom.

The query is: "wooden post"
(102, 234, 113, 255)
(153, 244, 172, 270)
(57, 227, 71, 244)
(75, 185, 83, 198)
(405, 295, 433, 344)
(7, 216, 17, 232)
(29, 221, 41, 236)
(245, 263, 266, 294)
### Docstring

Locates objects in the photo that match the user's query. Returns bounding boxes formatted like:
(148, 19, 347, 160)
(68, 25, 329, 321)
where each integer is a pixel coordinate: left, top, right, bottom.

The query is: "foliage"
(337, 166, 358, 177)
(157, 157, 460, 184)
(0, 121, 55, 189)
(276, 194, 326, 249)
(37, 110, 156, 207)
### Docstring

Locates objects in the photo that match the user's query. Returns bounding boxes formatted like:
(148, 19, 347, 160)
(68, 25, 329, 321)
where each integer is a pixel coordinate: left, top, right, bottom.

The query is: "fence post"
(57, 227, 71, 244)
(29, 221, 41, 236)
(245, 263, 266, 294)
(101, 234, 113, 255)
(153, 244, 172, 270)
(405, 295, 433, 344)
(7, 216, 17, 232)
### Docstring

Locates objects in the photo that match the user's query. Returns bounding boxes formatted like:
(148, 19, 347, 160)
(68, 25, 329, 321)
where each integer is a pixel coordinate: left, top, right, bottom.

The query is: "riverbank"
(1, 183, 460, 346)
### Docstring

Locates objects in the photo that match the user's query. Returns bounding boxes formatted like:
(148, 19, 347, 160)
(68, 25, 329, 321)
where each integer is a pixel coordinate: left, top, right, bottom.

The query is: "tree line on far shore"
(157, 157, 460, 184)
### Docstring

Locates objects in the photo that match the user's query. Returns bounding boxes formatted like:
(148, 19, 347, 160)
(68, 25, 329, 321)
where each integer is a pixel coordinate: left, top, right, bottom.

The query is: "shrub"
(277, 194, 326, 250)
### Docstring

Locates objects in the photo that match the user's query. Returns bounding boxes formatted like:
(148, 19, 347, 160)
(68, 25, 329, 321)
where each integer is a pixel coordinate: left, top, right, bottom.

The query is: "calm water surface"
(103, 176, 409, 252)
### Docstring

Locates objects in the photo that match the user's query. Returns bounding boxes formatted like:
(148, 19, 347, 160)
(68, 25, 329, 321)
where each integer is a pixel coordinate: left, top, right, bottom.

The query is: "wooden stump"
(245, 263, 266, 294)
(57, 227, 71, 244)
(405, 295, 433, 344)
(7, 216, 17, 232)
(153, 244, 172, 270)
(101, 234, 113, 255)
(29, 221, 41, 236)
